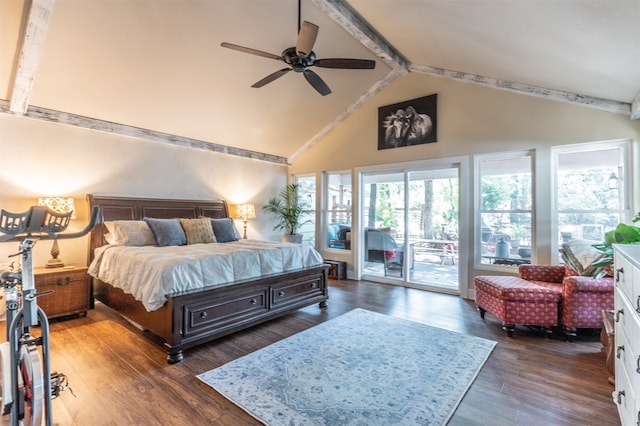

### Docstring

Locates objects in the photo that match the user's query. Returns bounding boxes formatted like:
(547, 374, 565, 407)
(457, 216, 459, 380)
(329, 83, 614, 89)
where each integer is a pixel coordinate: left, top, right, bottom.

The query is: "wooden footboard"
(87, 194, 329, 363)
(94, 264, 328, 363)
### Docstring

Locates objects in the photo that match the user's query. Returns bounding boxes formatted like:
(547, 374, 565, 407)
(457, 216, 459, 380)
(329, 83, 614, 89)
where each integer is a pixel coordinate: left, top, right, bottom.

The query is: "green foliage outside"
(375, 184, 399, 229)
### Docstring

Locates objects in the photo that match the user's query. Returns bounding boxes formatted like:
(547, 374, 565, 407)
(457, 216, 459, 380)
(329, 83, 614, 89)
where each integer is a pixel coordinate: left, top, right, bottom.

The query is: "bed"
(87, 194, 329, 363)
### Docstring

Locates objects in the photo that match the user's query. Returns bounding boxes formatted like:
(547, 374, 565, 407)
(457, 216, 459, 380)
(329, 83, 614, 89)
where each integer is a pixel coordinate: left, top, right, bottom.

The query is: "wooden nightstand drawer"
(34, 265, 90, 319)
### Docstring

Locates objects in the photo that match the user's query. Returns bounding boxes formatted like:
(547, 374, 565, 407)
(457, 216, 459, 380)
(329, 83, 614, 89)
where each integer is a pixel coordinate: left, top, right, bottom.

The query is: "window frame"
(475, 150, 535, 270)
(550, 139, 632, 263)
(292, 173, 317, 247)
(323, 170, 353, 252)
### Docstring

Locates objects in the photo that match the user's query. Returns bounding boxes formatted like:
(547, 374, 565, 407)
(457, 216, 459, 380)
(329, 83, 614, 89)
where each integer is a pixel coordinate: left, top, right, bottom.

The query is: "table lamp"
(37, 197, 75, 268)
(236, 203, 256, 239)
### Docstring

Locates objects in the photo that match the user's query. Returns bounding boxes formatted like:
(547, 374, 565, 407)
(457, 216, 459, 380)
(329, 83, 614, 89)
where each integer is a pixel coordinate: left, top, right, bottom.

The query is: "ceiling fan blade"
(296, 21, 318, 58)
(251, 68, 292, 88)
(220, 42, 282, 61)
(314, 58, 376, 69)
(303, 69, 331, 96)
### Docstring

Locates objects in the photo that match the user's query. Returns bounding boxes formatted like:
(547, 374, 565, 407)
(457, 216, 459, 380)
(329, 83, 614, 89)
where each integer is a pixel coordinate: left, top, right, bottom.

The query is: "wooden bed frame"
(87, 194, 329, 363)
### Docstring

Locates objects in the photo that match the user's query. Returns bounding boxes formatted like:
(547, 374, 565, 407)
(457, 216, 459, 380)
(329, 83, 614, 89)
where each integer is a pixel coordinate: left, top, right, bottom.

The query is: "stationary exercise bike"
(0, 205, 99, 426)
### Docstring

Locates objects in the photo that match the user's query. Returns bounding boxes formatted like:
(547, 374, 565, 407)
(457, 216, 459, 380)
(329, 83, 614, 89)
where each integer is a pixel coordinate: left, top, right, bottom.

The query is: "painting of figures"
(378, 94, 438, 150)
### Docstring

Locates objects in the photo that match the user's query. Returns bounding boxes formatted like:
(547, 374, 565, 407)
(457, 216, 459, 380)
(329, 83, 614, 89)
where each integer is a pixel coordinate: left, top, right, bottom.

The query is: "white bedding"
(88, 239, 324, 312)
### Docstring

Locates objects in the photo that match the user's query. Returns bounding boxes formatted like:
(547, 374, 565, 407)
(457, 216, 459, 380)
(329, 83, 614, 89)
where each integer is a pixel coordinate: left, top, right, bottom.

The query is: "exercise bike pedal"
(50, 372, 74, 398)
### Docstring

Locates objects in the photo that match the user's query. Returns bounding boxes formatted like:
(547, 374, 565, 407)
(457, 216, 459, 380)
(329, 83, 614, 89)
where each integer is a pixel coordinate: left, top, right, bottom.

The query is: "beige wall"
(290, 72, 640, 287)
(1, 72, 637, 284)
(0, 114, 288, 266)
(292, 73, 639, 171)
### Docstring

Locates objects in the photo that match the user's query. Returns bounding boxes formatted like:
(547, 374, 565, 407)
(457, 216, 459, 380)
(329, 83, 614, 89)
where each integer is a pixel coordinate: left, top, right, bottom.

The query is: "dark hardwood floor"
(3, 279, 619, 425)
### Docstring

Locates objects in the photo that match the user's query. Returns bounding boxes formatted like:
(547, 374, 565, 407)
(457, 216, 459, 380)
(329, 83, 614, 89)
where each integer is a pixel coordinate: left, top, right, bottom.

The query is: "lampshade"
(38, 196, 76, 219)
(37, 196, 75, 268)
(236, 203, 256, 221)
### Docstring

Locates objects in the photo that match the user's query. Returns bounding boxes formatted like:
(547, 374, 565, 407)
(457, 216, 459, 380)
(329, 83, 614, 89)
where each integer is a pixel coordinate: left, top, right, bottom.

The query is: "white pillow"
(104, 220, 155, 246)
(103, 222, 117, 244)
(560, 239, 604, 276)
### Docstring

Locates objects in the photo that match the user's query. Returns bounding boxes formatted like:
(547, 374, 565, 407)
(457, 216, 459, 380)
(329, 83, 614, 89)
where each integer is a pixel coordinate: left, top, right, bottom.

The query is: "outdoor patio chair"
(365, 228, 404, 277)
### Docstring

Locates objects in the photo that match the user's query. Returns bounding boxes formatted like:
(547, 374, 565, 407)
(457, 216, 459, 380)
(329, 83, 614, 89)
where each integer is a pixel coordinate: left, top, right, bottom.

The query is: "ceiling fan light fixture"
(219, 1, 375, 95)
(296, 21, 319, 58)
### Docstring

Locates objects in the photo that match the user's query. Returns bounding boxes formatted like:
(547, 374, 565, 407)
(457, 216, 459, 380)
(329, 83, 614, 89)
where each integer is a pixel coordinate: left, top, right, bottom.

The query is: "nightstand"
(324, 260, 346, 279)
(34, 264, 90, 319)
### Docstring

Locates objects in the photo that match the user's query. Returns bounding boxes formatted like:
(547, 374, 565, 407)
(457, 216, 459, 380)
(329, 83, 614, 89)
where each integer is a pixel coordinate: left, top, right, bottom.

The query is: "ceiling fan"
(220, 0, 375, 96)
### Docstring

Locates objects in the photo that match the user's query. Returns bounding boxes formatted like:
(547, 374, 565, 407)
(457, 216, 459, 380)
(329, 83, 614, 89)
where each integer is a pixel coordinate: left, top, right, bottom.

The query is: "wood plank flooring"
(2, 279, 619, 425)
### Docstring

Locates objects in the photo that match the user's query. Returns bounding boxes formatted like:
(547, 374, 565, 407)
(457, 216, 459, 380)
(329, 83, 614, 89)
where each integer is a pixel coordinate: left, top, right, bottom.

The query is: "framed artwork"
(378, 94, 437, 150)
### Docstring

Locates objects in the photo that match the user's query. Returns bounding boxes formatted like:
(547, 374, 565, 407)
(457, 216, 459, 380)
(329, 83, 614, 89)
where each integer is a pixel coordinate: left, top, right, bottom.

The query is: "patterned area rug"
(197, 309, 496, 425)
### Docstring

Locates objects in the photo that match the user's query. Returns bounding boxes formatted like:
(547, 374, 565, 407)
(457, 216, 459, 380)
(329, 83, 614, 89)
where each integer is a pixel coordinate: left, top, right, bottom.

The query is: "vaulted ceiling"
(1, 0, 639, 163)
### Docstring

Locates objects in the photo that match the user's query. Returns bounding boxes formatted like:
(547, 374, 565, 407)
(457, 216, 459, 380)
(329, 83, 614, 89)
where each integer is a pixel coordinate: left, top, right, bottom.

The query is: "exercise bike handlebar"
(0, 206, 101, 243)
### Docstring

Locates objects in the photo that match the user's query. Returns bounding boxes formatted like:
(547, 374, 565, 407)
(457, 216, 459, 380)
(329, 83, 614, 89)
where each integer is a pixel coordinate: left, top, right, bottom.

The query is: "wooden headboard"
(87, 194, 229, 263)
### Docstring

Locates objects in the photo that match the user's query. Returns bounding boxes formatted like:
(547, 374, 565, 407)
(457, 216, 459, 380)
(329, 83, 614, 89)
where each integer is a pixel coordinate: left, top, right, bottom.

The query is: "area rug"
(197, 309, 496, 425)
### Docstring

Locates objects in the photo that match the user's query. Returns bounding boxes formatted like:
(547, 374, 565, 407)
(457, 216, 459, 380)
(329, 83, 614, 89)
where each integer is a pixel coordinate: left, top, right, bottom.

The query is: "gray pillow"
(144, 217, 187, 246)
(210, 218, 241, 242)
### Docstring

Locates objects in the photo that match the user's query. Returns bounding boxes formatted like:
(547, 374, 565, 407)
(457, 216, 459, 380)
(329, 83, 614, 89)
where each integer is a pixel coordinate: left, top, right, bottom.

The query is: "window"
(325, 172, 352, 250)
(477, 152, 533, 266)
(294, 174, 316, 247)
(553, 141, 630, 261)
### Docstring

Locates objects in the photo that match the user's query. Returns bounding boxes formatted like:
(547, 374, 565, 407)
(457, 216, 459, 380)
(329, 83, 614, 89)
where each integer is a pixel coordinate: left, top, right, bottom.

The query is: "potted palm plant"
(262, 183, 309, 243)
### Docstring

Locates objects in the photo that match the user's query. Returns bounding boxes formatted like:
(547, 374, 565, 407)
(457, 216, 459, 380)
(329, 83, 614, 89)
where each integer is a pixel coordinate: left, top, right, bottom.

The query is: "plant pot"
(518, 247, 531, 259)
(282, 234, 303, 244)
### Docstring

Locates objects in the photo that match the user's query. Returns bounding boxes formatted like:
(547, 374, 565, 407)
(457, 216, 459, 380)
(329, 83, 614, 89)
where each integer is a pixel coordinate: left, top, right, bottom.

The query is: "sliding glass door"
(361, 165, 460, 292)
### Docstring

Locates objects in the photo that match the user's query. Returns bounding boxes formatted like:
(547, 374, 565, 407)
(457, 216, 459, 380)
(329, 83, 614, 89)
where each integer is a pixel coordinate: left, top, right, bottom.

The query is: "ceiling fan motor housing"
(283, 47, 316, 72)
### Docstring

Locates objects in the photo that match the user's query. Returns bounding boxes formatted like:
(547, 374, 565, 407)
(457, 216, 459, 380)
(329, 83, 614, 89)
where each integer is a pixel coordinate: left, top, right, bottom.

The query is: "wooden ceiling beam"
(311, 0, 409, 74)
(631, 90, 640, 120)
(9, 0, 55, 114)
(316, 1, 634, 119)
(289, 70, 402, 163)
(410, 64, 633, 117)
(0, 100, 288, 165)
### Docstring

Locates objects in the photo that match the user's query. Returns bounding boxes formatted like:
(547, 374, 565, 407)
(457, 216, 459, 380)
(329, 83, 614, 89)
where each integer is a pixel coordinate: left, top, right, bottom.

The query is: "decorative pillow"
(180, 218, 216, 244)
(560, 239, 605, 277)
(103, 221, 117, 244)
(209, 218, 241, 243)
(144, 218, 187, 247)
(563, 264, 580, 277)
(103, 221, 155, 246)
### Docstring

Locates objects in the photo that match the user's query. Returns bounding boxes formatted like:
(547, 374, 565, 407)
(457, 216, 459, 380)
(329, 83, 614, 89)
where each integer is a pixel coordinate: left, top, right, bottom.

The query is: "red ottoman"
(474, 275, 561, 336)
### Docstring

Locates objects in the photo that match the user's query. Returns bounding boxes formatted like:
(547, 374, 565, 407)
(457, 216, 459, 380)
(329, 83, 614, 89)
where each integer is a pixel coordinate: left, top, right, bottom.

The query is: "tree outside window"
(554, 142, 629, 260)
(479, 153, 533, 265)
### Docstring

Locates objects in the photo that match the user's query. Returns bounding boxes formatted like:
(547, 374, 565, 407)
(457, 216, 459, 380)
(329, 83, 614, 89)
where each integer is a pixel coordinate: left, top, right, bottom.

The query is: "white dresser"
(614, 244, 640, 426)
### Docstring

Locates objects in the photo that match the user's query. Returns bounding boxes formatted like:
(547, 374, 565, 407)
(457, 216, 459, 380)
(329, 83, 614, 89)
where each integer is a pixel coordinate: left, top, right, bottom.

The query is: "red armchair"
(518, 264, 614, 340)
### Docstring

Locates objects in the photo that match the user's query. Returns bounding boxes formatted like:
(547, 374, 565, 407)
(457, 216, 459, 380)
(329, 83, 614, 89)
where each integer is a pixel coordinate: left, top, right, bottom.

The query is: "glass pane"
(362, 173, 405, 280)
(295, 175, 316, 246)
(479, 154, 532, 267)
(558, 213, 622, 243)
(480, 212, 532, 265)
(362, 174, 405, 234)
(408, 169, 459, 290)
(555, 144, 626, 253)
(327, 173, 352, 250)
(296, 176, 316, 209)
(480, 156, 532, 211)
(362, 168, 460, 291)
(407, 173, 459, 240)
(557, 147, 624, 211)
(298, 211, 316, 246)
